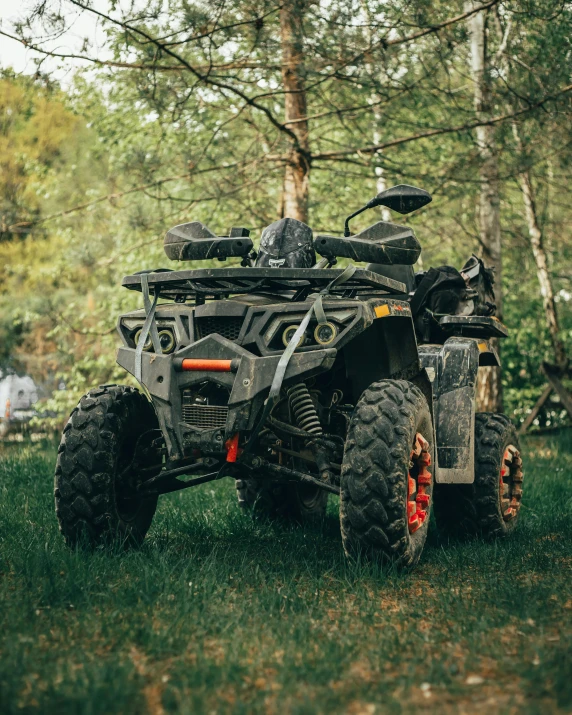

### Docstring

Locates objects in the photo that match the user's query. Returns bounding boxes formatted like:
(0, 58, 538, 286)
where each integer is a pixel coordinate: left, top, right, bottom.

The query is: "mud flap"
(435, 386, 475, 483)
(419, 338, 484, 484)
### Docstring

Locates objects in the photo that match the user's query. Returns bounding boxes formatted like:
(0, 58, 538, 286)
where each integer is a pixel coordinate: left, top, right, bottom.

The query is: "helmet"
(255, 218, 315, 268)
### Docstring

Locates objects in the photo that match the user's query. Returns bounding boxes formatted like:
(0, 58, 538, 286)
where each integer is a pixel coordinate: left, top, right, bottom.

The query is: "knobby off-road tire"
(55, 385, 160, 547)
(340, 380, 434, 568)
(434, 413, 523, 539)
(236, 478, 328, 523)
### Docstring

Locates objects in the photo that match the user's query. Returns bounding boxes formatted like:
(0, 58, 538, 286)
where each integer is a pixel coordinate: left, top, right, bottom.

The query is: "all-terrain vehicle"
(54, 185, 524, 568)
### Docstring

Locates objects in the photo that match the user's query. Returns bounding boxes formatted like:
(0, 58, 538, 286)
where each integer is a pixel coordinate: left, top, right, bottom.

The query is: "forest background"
(0, 0, 571, 428)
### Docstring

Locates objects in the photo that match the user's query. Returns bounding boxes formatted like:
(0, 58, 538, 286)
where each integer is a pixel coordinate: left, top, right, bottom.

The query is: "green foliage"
(0, 1, 571, 425)
(0, 70, 86, 238)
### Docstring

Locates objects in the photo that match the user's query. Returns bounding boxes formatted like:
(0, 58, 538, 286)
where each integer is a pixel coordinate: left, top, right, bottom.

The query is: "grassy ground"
(0, 433, 571, 714)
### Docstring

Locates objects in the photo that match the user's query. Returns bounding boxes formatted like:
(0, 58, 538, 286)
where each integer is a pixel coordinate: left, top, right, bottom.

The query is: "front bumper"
(117, 334, 336, 459)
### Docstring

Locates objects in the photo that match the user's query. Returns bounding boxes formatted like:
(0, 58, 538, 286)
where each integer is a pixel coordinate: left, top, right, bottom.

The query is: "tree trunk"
(512, 127, 567, 368)
(518, 171, 566, 366)
(280, 0, 310, 223)
(374, 168, 392, 222)
(361, 0, 392, 222)
(467, 2, 504, 412)
(371, 93, 391, 222)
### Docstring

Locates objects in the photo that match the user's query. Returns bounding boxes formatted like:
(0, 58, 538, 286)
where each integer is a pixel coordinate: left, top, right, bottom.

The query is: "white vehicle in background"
(0, 374, 39, 438)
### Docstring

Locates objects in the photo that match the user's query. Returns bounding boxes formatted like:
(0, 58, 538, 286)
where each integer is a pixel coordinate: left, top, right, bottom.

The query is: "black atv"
(54, 185, 523, 568)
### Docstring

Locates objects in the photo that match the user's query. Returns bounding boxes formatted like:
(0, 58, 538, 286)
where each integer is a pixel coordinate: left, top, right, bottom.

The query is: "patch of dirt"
(129, 646, 165, 715)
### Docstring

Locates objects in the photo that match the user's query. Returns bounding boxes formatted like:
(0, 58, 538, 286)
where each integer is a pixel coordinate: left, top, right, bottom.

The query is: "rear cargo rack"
(122, 267, 406, 301)
(439, 315, 508, 339)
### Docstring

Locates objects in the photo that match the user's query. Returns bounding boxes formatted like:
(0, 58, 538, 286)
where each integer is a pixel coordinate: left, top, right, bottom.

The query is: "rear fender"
(419, 337, 485, 483)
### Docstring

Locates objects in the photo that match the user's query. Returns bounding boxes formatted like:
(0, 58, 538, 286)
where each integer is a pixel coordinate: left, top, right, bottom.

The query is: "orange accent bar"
(225, 433, 239, 463)
(180, 359, 233, 372)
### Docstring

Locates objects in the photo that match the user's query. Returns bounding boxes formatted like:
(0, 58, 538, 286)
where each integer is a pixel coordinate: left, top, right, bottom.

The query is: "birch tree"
(466, 1, 503, 412)
(511, 126, 567, 369)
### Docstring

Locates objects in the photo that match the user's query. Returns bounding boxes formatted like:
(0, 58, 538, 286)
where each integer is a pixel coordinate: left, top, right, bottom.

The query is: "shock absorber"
(287, 383, 322, 435)
(287, 383, 331, 481)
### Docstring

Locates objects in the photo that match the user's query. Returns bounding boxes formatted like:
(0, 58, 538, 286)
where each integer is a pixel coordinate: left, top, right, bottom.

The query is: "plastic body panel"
(419, 338, 483, 484)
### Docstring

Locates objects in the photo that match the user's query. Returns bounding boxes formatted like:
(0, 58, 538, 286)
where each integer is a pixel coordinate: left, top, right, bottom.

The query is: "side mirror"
(344, 184, 432, 236)
(367, 184, 432, 214)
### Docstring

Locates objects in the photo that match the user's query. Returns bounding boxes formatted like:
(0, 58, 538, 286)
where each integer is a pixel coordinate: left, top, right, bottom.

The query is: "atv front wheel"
(54, 385, 160, 547)
(340, 379, 434, 568)
(236, 478, 328, 522)
(434, 413, 523, 539)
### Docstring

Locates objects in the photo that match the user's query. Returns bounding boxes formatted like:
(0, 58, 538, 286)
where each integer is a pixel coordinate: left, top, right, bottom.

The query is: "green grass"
(1, 434, 571, 714)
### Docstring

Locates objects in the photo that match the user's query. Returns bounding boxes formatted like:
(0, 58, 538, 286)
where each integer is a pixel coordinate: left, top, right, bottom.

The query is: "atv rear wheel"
(340, 379, 434, 568)
(54, 385, 160, 547)
(236, 478, 328, 522)
(434, 413, 523, 539)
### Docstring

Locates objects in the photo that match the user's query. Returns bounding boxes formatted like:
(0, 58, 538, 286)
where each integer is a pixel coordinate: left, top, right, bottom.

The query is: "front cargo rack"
(121, 267, 406, 301)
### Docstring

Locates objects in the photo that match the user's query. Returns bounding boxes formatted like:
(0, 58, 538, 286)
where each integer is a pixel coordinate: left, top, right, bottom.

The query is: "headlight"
(282, 325, 305, 348)
(158, 329, 176, 354)
(133, 327, 176, 354)
(134, 329, 153, 352)
(265, 308, 355, 351)
(314, 322, 338, 345)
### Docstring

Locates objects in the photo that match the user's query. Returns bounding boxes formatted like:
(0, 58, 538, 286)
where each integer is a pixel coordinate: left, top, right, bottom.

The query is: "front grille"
(195, 316, 243, 341)
(182, 404, 229, 429)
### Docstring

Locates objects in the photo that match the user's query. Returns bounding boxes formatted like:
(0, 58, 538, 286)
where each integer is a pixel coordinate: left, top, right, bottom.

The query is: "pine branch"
(311, 84, 572, 161)
(0, 31, 280, 71)
(65, 0, 299, 145)
(3, 160, 264, 232)
(7, 82, 571, 233)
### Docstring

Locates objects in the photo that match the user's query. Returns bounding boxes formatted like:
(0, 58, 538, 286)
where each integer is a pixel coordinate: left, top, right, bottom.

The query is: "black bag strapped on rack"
(410, 266, 468, 318)
(409, 266, 468, 343)
(410, 256, 497, 321)
(409, 256, 498, 343)
(460, 254, 496, 316)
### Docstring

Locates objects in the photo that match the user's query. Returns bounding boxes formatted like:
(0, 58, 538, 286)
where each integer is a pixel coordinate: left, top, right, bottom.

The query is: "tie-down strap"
(134, 274, 163, 383)
(244, 263, 357, 453)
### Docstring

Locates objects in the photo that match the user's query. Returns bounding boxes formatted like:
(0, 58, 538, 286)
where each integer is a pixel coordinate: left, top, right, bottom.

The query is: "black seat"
(366, 263, 415, 297)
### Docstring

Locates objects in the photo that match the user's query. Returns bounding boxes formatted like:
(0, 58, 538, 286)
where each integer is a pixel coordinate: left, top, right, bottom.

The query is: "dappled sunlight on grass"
(0, 432, 571, 713)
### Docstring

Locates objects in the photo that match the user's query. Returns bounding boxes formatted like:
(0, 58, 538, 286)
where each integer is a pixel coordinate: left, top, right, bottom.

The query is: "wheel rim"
(289, 452, 325, 510)
(500, 445, 523, 522)
(297, 482, 323, 509)
(407, 432, 432, 534)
